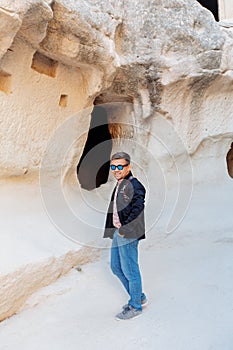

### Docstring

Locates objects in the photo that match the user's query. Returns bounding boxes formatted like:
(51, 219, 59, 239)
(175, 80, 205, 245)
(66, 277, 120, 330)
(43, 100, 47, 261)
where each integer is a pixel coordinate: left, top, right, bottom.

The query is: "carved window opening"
(31, 52, 58, 78)
(59, 94, 68, 107)
(226, 142, 233, 178)
(0, 69, 12, 94)
(76, 105, 112, 190)
(197, 0, 219, 21)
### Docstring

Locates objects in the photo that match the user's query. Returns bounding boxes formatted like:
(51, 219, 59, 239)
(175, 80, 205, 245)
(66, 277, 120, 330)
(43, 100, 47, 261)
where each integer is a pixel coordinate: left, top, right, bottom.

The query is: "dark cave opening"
(197, 0, 219, 21)
(226, 142, 233, 179)
(76, 105, 112, 190)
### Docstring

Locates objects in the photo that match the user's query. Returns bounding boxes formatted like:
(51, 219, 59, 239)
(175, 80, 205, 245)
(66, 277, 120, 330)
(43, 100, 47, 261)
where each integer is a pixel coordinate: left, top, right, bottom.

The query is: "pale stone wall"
(0, 0, 119, 179)
(0, 0, 233, 324)
(0, 33, 106, 178)
(0, 0, 232, 181)
(219, 0, 233, 20)
(0, 246, 99, 322)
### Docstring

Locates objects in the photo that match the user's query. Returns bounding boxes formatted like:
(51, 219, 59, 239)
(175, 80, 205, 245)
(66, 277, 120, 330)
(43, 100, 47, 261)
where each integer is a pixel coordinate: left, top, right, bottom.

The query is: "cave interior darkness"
(76, 105, 112, 190)
(197, 0, 219, 21)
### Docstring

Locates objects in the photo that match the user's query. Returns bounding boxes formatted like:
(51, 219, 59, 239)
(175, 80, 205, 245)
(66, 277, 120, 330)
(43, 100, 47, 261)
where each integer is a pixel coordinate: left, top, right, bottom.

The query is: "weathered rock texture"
(0, 245, 99, 322)
(0, 0, 233, 322)
(219, 0, 233, 20)
(0, 0, 232, 179)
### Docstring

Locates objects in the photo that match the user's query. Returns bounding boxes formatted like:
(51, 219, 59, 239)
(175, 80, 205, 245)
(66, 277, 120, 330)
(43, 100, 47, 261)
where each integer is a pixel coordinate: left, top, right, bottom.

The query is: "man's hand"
(118, 232, 125, 237)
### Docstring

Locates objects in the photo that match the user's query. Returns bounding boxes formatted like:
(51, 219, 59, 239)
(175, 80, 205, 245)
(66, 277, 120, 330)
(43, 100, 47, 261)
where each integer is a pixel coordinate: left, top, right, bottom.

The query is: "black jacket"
(104, 171, 146, 240)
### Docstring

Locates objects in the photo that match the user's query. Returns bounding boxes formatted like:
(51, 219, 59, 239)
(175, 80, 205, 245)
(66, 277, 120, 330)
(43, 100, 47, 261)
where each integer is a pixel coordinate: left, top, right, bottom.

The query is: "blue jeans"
(111, 229, 146, 311)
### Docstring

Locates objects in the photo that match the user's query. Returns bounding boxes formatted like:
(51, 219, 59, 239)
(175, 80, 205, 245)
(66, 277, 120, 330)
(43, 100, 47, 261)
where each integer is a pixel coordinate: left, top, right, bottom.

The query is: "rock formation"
(0, 0, 232, 179)
(0, 0, 232, 322)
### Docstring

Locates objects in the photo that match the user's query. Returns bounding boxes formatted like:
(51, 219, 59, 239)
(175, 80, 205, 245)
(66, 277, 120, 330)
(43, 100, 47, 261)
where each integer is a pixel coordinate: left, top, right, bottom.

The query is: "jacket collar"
(123, 171, 133, 180)
(116, 171, 133, 188)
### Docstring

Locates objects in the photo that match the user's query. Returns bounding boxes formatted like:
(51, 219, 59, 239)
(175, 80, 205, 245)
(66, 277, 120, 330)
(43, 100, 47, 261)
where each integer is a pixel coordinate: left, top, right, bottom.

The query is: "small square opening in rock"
(31, 52, 58, 78)
(59, 94, 68, 107)
(0, 69, 12, 94)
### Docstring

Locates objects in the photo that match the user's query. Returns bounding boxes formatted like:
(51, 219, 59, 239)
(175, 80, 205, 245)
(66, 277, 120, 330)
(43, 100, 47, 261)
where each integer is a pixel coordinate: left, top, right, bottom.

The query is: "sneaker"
(115, 305, 142, 321)
(122, 297, 148, 311)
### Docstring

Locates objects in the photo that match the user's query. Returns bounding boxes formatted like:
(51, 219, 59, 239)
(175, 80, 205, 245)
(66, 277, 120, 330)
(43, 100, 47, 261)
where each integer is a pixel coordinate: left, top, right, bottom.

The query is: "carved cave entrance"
(197, 0, 219, 21)
(76, 105, 112, 190)
(226, 142, 233, 178)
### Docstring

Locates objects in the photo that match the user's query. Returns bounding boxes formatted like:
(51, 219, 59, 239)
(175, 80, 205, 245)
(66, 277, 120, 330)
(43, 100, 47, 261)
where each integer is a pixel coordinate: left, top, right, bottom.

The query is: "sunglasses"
(110, 164, 129, 171)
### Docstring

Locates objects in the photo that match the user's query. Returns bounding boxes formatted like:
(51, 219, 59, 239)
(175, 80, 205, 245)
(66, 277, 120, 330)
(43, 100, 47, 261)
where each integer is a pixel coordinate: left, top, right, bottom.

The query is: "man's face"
(110, 158, 130, 181)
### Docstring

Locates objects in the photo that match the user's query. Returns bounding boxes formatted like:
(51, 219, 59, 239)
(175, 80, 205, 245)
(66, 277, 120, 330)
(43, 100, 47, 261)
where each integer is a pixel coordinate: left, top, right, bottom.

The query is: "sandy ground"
(0, 180, 232, 350)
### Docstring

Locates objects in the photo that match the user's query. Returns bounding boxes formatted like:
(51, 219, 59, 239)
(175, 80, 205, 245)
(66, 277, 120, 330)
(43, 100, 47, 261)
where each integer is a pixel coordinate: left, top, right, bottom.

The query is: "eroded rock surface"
(0, 0, 232, 177)
(0, 246, 99, 322)
(0, 0, 232, 323)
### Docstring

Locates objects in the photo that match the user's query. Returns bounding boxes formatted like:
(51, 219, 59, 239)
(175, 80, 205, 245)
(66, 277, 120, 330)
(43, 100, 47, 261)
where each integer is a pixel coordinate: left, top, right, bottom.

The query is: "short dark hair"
(111, 152, 131, 164)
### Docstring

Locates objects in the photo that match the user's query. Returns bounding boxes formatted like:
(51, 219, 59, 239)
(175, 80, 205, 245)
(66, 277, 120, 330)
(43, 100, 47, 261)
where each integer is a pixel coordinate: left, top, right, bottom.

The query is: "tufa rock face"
(0, 7, 21, 60)
(0, 246, 99, 322)
(0, 0, 232, 324)
(0, 0, 232, 177)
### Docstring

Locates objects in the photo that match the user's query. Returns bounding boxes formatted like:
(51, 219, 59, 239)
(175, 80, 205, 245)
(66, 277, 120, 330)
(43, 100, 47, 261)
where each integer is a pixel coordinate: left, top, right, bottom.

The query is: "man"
(104, 152, 147, 320)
